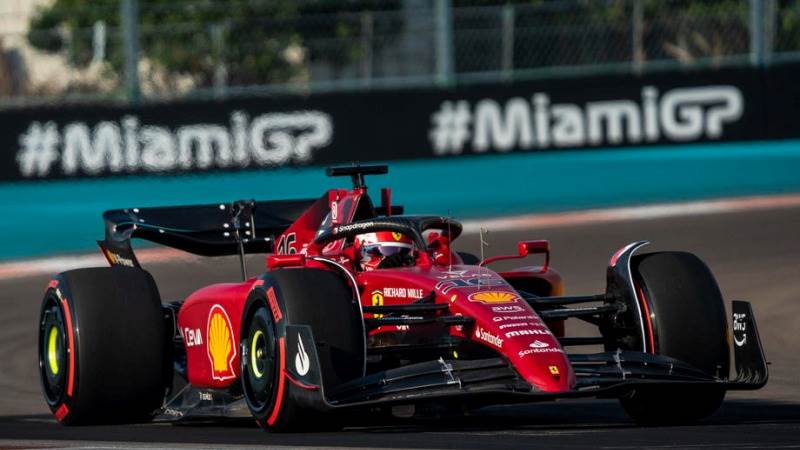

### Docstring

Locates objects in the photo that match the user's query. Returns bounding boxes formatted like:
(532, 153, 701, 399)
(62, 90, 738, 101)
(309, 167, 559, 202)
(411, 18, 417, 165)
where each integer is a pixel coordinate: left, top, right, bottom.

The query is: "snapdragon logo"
(429, 85, 743, 154)
(16, 110, 333, 178)
(334, 222, 376, 234)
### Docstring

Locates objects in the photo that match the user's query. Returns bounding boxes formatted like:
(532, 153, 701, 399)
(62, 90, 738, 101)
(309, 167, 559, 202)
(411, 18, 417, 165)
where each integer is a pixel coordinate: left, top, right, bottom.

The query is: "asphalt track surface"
(1, 205, 799, 449)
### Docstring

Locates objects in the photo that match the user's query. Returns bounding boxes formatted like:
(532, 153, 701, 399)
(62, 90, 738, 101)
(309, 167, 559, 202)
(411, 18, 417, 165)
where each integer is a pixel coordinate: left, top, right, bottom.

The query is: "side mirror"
(480, 239, 550, 271)
(267, 254, 306, 269)
(518, 240, 550, 272)
(518, 240, 549, 256)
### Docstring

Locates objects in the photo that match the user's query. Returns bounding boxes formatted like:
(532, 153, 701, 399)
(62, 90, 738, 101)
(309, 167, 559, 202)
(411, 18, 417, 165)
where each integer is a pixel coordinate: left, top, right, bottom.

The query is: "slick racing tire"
(241, 268, 364, 432)
(38, 267, 167, 425)
(619, 252, 729, 425)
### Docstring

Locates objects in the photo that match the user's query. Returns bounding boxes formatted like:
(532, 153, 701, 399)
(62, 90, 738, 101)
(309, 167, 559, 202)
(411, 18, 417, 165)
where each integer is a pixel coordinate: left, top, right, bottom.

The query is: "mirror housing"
(267, 254, 306, 269)
(480, 239, 550, 270)
(518, 240, 550, 271)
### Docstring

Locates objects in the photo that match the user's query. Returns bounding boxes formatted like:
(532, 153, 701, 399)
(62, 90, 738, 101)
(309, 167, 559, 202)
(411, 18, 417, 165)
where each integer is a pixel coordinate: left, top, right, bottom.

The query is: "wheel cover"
(39, 297, 66, 406)
(47, 326, 60, 375)
(250, 330, 266, 378)
(242, 307, 277, 413)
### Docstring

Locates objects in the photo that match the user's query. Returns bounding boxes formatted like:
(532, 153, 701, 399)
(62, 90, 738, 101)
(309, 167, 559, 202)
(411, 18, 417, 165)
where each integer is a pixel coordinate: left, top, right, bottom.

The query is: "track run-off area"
(0, 198, 799, 449)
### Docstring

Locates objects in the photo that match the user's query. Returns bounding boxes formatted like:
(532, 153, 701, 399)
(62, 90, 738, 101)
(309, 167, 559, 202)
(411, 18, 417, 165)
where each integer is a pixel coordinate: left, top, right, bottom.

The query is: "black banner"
(2, 62, 796, 182)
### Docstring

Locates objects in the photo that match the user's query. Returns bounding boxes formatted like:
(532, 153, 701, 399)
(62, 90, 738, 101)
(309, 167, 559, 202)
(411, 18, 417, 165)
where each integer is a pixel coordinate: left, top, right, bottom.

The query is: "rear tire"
(38, 267, 167, 425)
(241, 268, 363, 432)
(619, 252, 729, 424)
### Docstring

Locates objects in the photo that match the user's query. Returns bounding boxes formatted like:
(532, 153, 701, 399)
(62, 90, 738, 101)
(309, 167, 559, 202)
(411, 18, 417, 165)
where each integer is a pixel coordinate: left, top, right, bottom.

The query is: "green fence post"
(501, 4, 515, 80)
(763, 0, 775, 65)
(749, 0, 766, 66)
(120, 0, 141, 105)
(434, 0, 454, 86)
(631, 0, 644, 73)
(211, 22, 228, 99)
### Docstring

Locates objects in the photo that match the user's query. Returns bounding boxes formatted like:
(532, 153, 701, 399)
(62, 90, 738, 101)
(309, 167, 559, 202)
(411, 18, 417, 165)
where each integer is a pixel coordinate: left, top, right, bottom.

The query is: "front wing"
(156, 301, 767, 421)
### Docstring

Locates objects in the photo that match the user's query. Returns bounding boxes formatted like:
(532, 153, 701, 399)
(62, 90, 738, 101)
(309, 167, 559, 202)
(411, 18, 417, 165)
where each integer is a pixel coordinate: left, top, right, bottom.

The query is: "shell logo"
(207, 304, 237, 381)
(468, 291, 519, 304)
(392, 232, 403, 241)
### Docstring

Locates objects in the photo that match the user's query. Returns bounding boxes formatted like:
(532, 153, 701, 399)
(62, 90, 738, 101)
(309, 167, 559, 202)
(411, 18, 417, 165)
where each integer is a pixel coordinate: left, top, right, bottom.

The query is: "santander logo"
(529, 340, 550, 348)
(474, 326, 504, 348)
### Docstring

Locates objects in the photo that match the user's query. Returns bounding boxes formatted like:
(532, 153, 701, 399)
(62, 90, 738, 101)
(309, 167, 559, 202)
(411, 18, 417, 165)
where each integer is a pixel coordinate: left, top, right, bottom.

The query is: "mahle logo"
(207, 305, 237, 381)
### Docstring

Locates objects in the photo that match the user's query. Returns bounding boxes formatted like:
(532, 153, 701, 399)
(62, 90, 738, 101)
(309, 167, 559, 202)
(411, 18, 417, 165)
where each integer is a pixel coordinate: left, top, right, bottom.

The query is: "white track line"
(460, 193, 800, 233)
(0, 247, 183, 281)
(2, 193, 799, 281)
(0, 439, 374, 450)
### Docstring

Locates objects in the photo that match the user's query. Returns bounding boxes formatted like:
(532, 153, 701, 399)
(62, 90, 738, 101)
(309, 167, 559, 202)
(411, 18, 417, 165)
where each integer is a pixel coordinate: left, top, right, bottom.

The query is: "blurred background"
(1, 0, 799, 103)
(0, 0, 799, 260)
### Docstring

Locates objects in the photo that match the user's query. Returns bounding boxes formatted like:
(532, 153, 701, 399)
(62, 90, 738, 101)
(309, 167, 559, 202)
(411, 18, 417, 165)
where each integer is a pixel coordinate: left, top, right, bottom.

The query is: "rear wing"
(99, 198, 316, 265)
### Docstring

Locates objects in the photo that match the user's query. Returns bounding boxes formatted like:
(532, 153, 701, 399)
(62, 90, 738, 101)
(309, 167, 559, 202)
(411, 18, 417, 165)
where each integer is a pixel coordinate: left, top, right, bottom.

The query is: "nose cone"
(431, 266, 575, 392)
(505, 331, 574, 392)
(472, 317, 574, 392)
(451, 292, 575, 392)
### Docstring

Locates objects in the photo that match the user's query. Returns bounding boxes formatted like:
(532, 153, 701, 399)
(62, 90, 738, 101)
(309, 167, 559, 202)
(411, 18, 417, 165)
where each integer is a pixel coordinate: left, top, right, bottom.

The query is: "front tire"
(619, 251, 729, 424)
(241, 268, 364, 432)
(242, 307, 278, 417)
(38, 267, 167, 425)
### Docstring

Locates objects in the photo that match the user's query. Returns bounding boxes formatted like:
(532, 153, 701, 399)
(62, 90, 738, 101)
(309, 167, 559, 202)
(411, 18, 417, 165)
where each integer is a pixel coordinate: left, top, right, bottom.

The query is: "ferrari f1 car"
(38, 165, 767, 431)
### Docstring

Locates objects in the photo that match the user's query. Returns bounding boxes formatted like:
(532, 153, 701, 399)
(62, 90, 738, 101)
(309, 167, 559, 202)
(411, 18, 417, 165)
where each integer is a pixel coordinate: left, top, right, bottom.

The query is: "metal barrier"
(0, 0, 798, 107)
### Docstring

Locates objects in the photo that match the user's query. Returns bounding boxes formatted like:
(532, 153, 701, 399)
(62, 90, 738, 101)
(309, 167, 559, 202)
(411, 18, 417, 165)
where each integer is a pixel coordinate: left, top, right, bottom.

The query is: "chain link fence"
(0, 0, 798, 107)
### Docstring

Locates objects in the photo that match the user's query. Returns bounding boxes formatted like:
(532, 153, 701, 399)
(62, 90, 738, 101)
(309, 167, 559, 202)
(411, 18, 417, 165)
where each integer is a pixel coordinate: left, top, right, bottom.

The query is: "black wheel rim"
(39, 295, 67, 406)
(242, 306, 277, 413)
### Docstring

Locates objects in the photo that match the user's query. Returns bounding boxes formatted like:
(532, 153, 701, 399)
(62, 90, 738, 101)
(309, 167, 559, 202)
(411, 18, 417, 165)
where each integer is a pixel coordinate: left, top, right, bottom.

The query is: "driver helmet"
(354, 231, 413, 271)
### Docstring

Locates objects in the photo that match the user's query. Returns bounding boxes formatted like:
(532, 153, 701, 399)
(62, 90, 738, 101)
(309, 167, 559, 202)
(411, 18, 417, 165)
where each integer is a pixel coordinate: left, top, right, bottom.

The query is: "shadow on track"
(1, 400, 799, 449)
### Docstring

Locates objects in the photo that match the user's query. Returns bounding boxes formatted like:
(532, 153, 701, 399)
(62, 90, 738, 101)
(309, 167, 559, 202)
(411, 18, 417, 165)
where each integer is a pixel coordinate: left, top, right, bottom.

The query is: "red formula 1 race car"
(38, 165, 767, 431)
